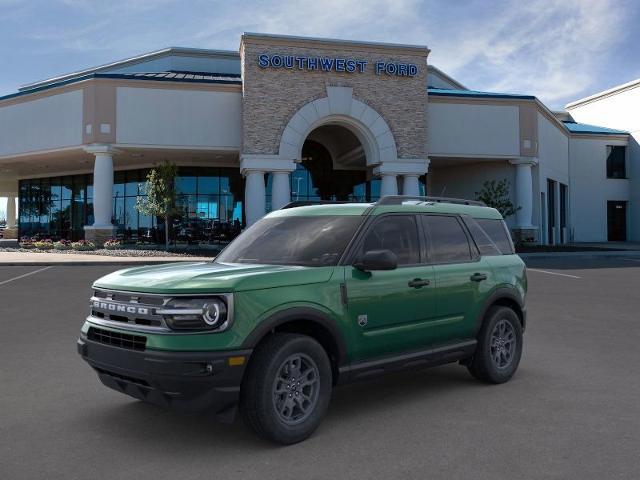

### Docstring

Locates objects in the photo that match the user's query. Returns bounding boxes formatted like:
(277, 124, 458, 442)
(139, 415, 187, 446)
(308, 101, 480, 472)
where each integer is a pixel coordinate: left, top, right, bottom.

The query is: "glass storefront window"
(18, 167, 245, 245)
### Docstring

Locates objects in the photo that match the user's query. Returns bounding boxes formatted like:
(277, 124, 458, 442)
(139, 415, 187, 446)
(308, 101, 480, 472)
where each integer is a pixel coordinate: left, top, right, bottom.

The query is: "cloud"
(1, 0, 636, 108)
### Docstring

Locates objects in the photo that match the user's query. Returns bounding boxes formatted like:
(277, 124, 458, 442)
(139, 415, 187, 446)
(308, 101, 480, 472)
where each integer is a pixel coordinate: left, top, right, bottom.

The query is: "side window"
(464, 217, 502, 256)
(476, 218, 515, 254)
(423, 215, 472, 263)
(359, 215, 420, 265)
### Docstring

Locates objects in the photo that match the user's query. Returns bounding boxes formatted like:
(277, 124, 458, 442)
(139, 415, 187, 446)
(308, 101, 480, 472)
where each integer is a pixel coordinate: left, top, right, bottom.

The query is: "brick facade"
(240, 35, 429, 161)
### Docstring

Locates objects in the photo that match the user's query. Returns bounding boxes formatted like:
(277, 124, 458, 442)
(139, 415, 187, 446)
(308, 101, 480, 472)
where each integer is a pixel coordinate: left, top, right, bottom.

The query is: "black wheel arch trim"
(241, 307, 349, 367)
(476, 287, 526, 334)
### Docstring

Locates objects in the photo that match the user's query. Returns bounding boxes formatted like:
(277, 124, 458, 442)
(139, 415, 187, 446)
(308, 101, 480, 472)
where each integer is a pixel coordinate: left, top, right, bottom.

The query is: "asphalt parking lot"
(1, 257, 640, 479)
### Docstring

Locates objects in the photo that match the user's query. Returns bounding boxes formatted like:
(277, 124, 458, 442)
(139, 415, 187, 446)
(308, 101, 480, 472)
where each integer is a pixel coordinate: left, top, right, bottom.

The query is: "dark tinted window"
(423, 215, 472, 263)
(216, 215, 362, 266)
(359, 215, 420, 265)
(606, 146, 626, 179)
(464, 217, 501, 256)
(476, 218, 514, 254)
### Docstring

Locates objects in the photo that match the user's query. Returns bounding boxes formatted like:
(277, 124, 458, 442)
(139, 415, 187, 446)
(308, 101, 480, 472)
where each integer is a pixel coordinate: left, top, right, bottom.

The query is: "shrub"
(33, 239, 54, 250)
(71, 240, 96, 251)
(54, 239, 72, 250)
(20, 236, 35, 249)
(103, 238, 122, 250)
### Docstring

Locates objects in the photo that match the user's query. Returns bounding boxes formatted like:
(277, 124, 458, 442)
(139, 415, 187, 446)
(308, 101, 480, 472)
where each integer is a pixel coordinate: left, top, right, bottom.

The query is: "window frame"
(420, 213, 480, 266)
(342, 213, 425, 268)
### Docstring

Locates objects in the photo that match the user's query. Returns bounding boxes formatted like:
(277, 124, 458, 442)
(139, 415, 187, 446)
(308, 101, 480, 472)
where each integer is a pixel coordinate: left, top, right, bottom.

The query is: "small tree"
(475, 179, 520, 219)
(136, 161, 178, 251)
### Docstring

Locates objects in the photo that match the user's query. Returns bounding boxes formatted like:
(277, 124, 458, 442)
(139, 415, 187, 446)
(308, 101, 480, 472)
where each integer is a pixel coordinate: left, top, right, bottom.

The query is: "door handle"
(470, 273, 488, 282)
(408, 278, 430, 288)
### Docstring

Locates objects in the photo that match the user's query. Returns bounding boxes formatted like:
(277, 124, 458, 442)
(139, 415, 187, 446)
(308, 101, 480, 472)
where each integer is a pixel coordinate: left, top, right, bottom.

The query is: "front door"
(345, 214, 436, 361)
(607, 201, 627, 241)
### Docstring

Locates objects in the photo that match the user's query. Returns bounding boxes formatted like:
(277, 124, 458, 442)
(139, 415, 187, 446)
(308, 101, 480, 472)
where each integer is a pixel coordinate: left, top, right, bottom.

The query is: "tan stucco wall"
(240, 35, 429, 160)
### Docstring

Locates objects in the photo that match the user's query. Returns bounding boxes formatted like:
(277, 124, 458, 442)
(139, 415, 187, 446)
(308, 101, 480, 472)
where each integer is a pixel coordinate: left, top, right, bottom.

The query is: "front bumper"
(77, 335, 251, 421)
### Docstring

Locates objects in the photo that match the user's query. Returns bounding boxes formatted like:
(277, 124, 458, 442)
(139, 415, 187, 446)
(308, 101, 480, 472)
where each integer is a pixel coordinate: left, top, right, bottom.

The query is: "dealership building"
(0, 33, 636, 246)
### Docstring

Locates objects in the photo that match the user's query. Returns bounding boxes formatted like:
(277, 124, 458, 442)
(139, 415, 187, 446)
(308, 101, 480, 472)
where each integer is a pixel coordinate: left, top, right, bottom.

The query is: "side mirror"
(353, 249, 398, 271)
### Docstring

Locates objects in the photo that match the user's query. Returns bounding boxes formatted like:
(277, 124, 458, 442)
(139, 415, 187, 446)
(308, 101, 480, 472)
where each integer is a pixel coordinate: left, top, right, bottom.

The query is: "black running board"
(337, 339, 477, 384)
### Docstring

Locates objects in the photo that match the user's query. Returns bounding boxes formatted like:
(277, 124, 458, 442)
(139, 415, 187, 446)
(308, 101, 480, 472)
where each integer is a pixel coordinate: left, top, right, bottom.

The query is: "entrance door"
(607, 201, 627, 241)
(345, 214, 436, 361)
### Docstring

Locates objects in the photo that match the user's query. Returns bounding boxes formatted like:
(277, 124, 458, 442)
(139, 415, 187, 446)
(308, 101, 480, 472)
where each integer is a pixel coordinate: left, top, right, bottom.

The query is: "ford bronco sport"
(78, 196, 527, 444)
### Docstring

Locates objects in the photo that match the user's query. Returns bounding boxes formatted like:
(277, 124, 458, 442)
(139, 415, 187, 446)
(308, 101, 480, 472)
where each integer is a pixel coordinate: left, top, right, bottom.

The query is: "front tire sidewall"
(243, 334, 332, 444)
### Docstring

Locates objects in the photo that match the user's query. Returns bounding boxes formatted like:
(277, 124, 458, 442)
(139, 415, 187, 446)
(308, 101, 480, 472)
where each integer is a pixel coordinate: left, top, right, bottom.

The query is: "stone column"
(402, 175, 421, 196)
(3, 194, 17, 240)
(84, 145, 117, 245)
(379, 174, 398, 197)
(244, 170, 266, 227)
(509, 158, 538, 242)
(271, 171, 291, 210)
(6, 195, 16, 229)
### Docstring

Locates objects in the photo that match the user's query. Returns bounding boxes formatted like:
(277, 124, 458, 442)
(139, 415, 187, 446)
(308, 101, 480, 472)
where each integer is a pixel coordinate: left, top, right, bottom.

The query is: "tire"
(240, 333, 332, 444)
(467, 306, 523, 384)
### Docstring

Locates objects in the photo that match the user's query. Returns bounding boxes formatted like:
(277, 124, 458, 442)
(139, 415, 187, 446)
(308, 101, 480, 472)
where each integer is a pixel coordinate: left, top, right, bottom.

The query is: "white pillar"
(6, 195, 16, 229)
(380, 174, 398, 197)
(244, 170, 266, 226)
(402, 175, 420, 196)
(509, 158, 537, 229)
(271, 171, 291, 210)
(92, 151, 115, 227)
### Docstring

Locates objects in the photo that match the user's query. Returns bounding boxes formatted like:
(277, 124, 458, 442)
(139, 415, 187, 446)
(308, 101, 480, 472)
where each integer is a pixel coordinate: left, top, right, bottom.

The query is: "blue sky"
(1, 0, 639, 109)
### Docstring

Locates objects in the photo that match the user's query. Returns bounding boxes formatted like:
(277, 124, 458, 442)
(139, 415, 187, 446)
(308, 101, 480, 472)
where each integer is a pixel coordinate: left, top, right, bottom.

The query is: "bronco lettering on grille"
(92, 301, 149, 315)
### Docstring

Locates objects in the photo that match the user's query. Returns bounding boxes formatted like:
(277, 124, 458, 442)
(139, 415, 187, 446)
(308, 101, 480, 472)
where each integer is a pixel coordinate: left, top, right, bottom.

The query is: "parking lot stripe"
(0, 266, 52, 286)
(527, 268, 581, 279)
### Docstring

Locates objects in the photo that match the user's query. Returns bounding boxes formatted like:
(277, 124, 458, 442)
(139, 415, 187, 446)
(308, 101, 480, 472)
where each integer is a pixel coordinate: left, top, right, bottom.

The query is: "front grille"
(90, 288, 168, 331)
(87, 326, 146, 351)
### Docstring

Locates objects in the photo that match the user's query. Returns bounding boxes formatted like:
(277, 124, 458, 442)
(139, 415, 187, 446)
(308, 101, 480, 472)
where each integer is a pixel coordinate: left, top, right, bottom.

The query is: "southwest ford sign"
(257, 54, 418, 77)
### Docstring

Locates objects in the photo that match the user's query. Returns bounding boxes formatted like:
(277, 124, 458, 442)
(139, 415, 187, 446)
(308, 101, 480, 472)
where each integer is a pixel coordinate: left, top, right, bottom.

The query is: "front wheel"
(467, 306, 523, 384)
(240, 333, 332, 444)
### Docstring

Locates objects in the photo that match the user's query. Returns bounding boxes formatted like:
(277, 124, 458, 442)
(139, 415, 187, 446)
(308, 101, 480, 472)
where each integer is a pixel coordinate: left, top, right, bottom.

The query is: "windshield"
(215, 215, 363, 266)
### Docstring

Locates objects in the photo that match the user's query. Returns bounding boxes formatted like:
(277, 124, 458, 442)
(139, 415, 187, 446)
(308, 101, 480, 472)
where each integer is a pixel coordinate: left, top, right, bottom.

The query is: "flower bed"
(54, 239, 72, 250)
(70, 240, 96, 251)
(103, 238, 123, 250)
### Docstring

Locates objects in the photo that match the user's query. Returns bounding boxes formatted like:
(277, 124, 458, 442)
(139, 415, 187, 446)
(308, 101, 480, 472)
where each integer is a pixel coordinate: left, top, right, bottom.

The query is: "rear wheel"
(467, 306, 523, 384)
(240, 333, 332, 444)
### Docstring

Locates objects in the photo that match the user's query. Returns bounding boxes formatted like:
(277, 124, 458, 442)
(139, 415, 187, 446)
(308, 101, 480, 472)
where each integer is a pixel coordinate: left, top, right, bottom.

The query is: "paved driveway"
(1, 258, 639, 479)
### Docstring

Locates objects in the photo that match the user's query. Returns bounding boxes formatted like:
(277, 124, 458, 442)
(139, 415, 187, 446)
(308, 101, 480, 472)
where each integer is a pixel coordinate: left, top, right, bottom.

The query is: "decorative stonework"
(84, 226, 116, 247)
(240, 34, 429, 162)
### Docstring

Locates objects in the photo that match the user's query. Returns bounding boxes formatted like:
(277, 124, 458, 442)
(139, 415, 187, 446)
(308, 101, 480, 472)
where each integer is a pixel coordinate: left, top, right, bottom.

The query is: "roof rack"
(375, 195, 486, 207)
(280, 200, 359, 209)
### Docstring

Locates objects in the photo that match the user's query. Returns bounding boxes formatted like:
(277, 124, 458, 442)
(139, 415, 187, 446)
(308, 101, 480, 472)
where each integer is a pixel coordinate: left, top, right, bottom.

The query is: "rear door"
(421, 214, 493, 344)
(345, 214, 436, 361)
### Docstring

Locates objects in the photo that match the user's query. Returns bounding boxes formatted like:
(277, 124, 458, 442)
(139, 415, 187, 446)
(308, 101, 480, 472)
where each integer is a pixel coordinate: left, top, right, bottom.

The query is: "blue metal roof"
(562, 121, 628, 135)
(0, 71, 242, 102)
(428, 87, 535, 100)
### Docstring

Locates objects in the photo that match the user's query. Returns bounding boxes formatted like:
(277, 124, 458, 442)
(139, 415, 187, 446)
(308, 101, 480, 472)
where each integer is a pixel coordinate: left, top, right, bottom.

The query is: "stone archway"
(278, 86, 398, 166)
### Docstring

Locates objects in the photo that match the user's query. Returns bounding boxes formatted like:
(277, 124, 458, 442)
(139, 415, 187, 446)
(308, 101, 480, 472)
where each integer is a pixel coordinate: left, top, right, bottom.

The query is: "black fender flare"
(475, 287, 526, 334)
(241, 307, 349, 367)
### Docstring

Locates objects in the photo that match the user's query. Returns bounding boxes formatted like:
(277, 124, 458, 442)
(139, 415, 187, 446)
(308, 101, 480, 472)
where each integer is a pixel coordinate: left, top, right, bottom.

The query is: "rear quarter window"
(473, 218, 515, 255)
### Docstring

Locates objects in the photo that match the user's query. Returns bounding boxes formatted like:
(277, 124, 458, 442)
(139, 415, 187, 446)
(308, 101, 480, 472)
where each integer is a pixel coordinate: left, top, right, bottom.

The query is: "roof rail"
(280, 200, 360, 209)
(375, 195, 486, 207)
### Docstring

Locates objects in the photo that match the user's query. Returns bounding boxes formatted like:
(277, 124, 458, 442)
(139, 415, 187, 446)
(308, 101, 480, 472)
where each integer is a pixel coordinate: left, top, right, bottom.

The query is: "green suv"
(78, 196, 527, 444)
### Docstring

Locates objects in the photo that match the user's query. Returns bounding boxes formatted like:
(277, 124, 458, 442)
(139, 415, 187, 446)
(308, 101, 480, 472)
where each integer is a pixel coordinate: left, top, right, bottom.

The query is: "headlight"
(157, 297, 230, 331)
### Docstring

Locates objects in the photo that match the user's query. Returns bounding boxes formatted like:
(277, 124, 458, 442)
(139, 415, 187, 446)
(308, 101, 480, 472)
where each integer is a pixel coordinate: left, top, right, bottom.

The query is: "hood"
(93, 261, 336, 294)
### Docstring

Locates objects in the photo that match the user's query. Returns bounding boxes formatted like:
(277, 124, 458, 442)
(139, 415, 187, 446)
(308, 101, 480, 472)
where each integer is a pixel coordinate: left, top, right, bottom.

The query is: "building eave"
(565, 78, 640, 109)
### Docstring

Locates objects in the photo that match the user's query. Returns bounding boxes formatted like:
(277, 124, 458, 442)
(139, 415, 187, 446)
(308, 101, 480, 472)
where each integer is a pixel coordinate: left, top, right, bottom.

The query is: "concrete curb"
(519, 250, 640, 259)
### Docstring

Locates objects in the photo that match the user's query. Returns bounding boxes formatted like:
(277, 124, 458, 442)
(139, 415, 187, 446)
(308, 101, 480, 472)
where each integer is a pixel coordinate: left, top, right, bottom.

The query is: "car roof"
(267, 200, 504, 220)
